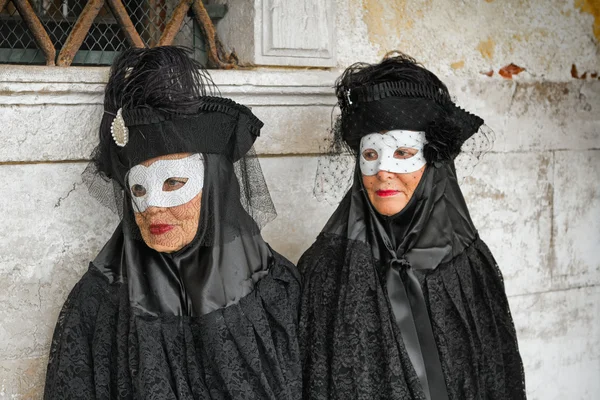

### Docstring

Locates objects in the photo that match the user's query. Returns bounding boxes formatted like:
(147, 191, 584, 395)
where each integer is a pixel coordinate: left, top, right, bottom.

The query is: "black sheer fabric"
(299, 162, 526, 400)
(44, 47, 302, 399)
(44, 248, 301, 400)
(45, 159, 303, 398)
(44, 154, 303, 398)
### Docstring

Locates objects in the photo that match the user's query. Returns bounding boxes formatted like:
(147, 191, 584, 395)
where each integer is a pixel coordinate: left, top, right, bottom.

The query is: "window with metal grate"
(0, 0, 226, 66)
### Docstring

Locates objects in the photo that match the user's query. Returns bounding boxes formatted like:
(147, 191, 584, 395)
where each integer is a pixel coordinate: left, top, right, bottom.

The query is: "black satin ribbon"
(386, 257, 449, 400)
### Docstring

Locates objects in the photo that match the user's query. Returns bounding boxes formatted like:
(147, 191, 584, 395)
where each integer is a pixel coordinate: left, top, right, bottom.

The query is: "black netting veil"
(44, 47, 303, 400)
(83, 46, 276, 245)
(303, 52, 525, 400)
(315, 52, 495, 204)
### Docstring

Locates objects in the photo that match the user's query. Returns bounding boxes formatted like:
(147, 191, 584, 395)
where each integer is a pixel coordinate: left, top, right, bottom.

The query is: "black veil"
(299, 53, 525, 400)
(80, 46, 279, 316)
(44, 47, 302, 399)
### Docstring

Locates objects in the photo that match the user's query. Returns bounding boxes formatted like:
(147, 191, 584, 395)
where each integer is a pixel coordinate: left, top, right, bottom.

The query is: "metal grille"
(0, 0, 221, 66)
(0, 2, 43, 63)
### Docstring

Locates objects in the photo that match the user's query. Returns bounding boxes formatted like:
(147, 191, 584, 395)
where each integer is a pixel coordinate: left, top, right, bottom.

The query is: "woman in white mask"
(298, 53, 526, 400)
(44, 47, 302, 399)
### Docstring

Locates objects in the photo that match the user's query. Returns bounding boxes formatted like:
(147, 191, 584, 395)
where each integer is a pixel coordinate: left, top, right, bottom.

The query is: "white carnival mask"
(127, 153, 204, 212)
(359, 130, 427, 176)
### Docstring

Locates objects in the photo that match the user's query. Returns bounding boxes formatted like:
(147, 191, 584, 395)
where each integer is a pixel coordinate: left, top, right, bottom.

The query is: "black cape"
(44, 156, 302, 399)
(299, 162, 526, 400)
(44, 229, 302, 399)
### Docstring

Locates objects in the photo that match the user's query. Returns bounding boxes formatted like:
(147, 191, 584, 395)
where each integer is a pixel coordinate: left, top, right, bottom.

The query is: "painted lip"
(376, 190, 400, 197)
(149, 224, 174, 235)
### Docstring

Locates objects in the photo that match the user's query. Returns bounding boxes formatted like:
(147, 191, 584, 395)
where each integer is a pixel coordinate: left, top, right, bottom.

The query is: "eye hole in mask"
(131, 184, 146, 197)
(163, 177, 188, 192)
(361, 147, 418, 162)
(131, 178, 189, 197)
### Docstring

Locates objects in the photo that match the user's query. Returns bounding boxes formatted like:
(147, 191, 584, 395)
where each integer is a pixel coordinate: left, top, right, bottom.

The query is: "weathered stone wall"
(1, 0, 598, 398)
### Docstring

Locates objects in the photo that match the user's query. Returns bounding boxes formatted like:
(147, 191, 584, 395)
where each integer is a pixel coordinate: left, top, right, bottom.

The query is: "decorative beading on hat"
(111, 108, 129, 147)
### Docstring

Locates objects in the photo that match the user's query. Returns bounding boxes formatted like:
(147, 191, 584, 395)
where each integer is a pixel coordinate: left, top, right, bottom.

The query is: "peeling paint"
(499, 63, 526, 79)
(361, 0, 413, 50)
(359, 0, 433, 54)
(575, 0, 600, 41)
(477, 37, 495, 60)
(338, 0, 599, 80)
(571, 63, 600, 80)
(450, 60, 465, 69)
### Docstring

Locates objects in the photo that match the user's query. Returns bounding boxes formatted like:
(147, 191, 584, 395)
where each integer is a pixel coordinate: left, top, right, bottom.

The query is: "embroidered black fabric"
(45, 251, 302, 400)
(300, 53, 526, 400)
(299, 165, 527, 400)
(299, 234, 525, 400)
(45, 47, 302, 399)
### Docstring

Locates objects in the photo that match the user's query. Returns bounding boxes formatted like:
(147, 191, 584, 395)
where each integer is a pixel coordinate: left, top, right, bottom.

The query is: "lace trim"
(346, 81, 450, 106)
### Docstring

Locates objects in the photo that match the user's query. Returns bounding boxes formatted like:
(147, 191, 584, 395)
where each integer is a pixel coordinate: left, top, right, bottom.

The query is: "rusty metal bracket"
(157, 0, 192, 46)
(107, 0, 145, 48)
(0, 0, 9, 13)
(191, 0, 237, 69)
(57, 0, 105, 66)
(159, 0, 238, 69)
(10, 0, 56, 65)
(59, 0, 144, 66)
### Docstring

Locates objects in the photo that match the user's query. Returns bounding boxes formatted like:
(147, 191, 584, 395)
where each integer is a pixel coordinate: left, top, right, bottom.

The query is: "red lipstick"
(149, 224, 174, 235)
(376, 190, 400, 197)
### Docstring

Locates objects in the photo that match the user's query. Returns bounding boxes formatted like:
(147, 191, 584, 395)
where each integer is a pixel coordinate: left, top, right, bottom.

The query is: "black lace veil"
(81, 46, 277, 316)
(45, 48, 304, 400)
(83, 47, 276, 246)
(314, 53, 494, 204)
(299, 53, 525, 400)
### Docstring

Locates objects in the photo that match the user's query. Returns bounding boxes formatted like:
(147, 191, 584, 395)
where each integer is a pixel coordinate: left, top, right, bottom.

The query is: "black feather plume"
(104, 46, 217, 115)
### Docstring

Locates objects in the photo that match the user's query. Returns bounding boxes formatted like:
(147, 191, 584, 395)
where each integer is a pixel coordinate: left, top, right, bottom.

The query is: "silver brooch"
(111, 108, 129, 147)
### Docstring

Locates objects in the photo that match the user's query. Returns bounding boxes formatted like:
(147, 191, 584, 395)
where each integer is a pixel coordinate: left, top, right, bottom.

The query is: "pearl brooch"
(111, 108, 129, 147)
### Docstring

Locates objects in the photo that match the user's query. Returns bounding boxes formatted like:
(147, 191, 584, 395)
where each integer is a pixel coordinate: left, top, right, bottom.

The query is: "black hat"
(94, 46, 263, 188)
(334, 53, 484, 163)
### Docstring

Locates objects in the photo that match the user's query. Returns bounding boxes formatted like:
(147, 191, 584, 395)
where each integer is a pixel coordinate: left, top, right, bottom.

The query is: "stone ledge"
(0, 104, 336, 161)
(0, 66, 339, 106)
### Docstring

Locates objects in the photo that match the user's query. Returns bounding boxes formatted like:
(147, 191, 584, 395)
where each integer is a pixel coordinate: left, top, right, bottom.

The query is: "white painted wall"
(1, 0, 599, 398)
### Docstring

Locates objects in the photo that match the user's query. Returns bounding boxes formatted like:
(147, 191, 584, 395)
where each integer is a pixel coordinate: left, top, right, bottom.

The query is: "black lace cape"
(44, 229, 302, 400)
(298, 163, 526, 400)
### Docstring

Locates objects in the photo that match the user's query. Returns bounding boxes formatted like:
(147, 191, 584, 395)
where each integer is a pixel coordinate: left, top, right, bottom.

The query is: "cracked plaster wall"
(0, 0, 599, 398)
